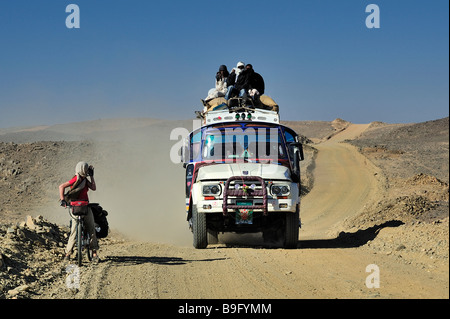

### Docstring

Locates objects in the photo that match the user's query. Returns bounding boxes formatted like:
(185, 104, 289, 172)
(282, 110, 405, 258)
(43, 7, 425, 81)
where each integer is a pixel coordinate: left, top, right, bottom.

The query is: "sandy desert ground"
(0, 116, 448, 299)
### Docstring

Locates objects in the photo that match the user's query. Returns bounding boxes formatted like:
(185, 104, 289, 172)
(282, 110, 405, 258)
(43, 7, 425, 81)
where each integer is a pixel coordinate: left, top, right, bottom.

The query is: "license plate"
(236, 201, 253, 224)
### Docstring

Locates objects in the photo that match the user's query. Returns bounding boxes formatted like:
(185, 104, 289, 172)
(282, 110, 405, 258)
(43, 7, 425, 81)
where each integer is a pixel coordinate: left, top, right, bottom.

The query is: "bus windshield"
(201, 125, 288, 164)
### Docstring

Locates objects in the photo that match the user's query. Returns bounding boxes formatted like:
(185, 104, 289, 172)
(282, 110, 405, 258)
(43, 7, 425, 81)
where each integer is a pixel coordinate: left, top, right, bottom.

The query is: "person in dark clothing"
(216, 64, 229, 81)
(226, 62, 244, 87)
(234, 67, 251, 92)
(225, 61, 248, 100)
(245, 64, 265, 102)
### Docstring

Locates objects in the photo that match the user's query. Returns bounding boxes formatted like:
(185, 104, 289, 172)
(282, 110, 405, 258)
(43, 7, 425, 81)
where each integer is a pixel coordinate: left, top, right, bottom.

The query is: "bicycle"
(67, 200, 93, 267)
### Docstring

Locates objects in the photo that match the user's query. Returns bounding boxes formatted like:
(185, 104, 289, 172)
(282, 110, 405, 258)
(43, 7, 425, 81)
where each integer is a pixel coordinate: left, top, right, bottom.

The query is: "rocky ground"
(0, 141, 100, 298)
(1, 215, 73, 297)
(344, 117, 449, 268)
(0, 117, 448, 299)
(0, 214, 125, 298)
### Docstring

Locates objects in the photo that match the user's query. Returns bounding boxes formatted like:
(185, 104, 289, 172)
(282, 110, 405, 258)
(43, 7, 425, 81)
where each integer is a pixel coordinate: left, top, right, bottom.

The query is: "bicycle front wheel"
(86, 234, 92, 261)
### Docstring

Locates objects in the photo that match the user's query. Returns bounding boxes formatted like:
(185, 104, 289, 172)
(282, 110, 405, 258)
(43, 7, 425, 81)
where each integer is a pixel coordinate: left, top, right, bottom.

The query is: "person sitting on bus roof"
(204, 64, 229, 103)
(245, 64, 265, 103)
(225, 61, 247, 100)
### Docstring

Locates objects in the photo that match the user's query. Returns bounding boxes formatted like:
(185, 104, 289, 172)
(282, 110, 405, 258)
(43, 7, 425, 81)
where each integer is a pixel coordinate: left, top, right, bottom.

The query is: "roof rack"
(197, 97, 280, 126)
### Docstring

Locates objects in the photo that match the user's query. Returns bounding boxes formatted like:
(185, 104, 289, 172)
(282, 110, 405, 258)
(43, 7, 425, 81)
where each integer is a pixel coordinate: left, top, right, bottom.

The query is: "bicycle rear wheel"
(76, 219, 82, 267)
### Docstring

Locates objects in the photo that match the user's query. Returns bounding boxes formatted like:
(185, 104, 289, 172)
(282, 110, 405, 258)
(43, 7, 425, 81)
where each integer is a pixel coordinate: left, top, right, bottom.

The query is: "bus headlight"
(203, 184, 221, 195)
(271, 184, 290, 196)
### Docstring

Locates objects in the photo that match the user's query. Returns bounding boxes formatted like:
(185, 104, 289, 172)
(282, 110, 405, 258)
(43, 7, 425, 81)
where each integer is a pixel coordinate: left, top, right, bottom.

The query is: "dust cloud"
(63, 119, 194, 247)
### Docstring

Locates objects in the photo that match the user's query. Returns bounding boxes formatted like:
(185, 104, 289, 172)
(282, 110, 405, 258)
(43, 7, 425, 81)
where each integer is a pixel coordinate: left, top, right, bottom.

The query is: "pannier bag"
(70, 200, 89, 216)
(90, 204, 110, 238)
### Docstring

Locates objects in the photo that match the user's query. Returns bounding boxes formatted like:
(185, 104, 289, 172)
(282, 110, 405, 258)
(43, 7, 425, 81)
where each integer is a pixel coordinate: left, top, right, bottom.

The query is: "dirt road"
(300, 124, 380, 239)
(43, 124, 449, 299)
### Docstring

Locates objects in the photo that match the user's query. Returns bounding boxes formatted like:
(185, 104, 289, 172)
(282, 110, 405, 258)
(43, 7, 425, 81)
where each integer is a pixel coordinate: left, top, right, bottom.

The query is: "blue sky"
(0, 0, 448, 128)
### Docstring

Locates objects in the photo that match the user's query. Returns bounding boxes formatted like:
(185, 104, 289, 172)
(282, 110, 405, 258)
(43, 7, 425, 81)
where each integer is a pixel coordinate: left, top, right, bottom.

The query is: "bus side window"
(190, 130, 202, 161)
(284, 129, 295, 143)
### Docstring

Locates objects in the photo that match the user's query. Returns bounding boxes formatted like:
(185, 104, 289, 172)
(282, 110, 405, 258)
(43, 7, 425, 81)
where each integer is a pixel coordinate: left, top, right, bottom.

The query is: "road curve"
(300, 124, 382, 239)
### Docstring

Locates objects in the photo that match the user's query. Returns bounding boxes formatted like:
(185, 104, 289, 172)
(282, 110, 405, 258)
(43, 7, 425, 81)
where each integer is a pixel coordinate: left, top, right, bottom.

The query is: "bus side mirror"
(181, 138, 189, 166)
(289, 142, 303, 183)
(289, 142, 304, 161)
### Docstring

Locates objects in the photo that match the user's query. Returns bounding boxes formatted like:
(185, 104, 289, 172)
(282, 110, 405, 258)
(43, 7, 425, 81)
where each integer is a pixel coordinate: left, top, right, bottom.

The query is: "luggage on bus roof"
(203, 95, 279, 113)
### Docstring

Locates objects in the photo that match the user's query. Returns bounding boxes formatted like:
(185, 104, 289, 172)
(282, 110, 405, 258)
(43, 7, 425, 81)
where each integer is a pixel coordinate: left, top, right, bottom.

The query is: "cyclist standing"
(59, 161, 99, 264)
